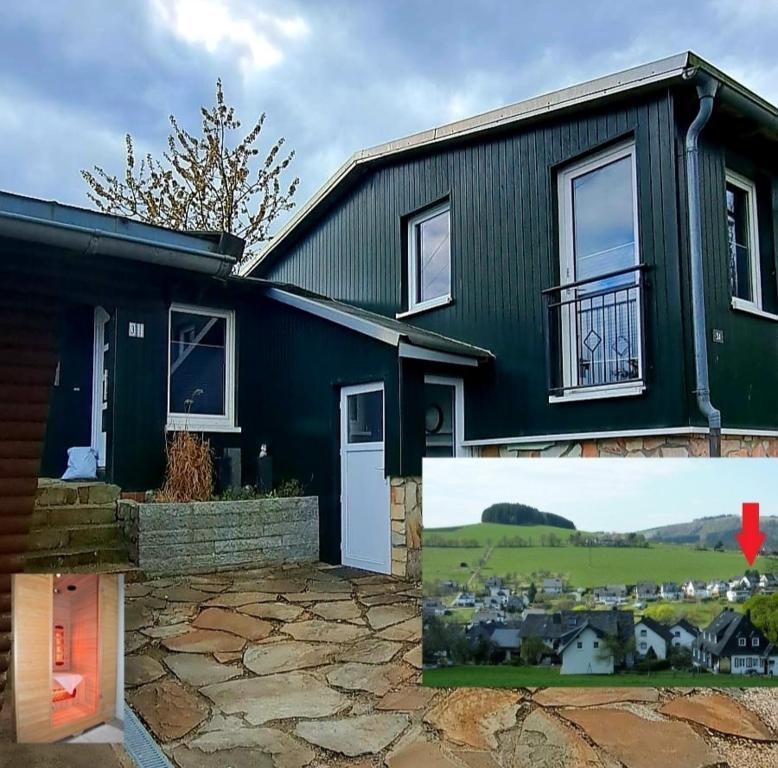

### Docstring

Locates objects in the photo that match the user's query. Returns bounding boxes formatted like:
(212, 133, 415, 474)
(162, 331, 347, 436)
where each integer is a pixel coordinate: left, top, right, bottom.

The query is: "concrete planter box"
(117, 496, 319, 576)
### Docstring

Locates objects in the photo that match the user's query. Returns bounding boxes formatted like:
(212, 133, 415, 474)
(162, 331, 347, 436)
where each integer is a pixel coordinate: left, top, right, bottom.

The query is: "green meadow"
(423, 665, 778, 688)
(424, 522, 778, 590)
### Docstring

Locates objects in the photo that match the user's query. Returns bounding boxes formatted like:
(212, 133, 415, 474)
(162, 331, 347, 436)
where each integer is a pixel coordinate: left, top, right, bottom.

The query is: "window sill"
(166, 418, 241, 434)
(730, 298, 778, 322)
(396, 296, 453, 319)
(549, 384, 646, 404)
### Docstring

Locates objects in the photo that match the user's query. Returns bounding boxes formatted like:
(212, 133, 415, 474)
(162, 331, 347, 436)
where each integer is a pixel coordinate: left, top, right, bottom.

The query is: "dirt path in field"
(466, 544, 494, 588)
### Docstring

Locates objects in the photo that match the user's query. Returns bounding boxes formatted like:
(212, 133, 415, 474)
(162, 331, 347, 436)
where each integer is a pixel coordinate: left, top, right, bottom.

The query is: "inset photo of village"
(422, 459, 778, 688)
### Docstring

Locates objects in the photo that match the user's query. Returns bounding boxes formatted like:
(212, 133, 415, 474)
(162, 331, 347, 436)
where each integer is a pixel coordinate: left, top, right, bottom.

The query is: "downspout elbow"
(684, 72, 721, 456)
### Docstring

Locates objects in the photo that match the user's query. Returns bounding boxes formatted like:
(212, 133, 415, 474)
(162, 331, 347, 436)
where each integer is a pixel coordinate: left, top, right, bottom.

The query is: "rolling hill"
(639, 515, 778, 550)
(481, 502, 575, 529)
(423, 521, 778, 589)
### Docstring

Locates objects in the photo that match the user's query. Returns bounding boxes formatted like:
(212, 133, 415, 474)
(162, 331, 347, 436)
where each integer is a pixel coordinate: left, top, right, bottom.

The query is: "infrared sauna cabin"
(12, 573, 119, 743)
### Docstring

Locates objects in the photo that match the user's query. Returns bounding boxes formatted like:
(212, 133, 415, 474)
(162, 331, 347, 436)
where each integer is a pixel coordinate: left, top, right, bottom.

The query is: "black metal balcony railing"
(542, 264, 647, 397)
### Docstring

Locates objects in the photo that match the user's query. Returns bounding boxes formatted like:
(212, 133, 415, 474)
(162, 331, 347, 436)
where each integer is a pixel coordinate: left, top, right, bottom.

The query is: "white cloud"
(0, 83, 126, 205)
(148, 0, 310, 75)
(421, 458, 776, 533)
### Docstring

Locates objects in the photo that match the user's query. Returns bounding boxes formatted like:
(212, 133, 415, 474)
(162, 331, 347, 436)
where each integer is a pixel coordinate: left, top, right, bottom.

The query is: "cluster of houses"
(591, 574, 777, 607)
(425, 577, 529, 624)
(631, 573, 777, 604)
(424, 570, 778, 676)
(453, 607, 777, 676)
(425, 572, 778, 622)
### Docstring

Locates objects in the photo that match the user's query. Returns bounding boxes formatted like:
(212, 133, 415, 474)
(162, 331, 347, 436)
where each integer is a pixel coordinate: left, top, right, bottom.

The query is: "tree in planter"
(519, 635, 547, 665)
(597, 633, 636, 669)
(82, 79, 299, 264)
(668, 645, 694, 671)
(423, 617, 471, 666)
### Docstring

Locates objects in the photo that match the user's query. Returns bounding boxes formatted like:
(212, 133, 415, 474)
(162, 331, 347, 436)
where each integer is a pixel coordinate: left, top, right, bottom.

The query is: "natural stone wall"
(117, 496, 318, 576)
(477, 434, 778, 458)
(390, 477, 422, 581)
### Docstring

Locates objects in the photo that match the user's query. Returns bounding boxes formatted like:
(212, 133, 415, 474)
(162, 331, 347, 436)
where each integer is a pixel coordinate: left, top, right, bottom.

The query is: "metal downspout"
(684, 72, 722, 457)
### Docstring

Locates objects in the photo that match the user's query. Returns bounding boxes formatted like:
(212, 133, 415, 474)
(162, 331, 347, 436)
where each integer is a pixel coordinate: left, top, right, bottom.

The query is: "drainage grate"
(124, 704, 174, 768)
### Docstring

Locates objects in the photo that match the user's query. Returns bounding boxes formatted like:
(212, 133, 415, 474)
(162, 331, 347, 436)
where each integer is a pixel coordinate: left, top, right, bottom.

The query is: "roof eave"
(239, 52, 696, 276)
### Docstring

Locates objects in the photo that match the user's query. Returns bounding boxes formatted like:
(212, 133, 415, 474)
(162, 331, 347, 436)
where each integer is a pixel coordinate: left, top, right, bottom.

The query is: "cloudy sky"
(1, 0, 777, 234)
(423, 459, 778, 531)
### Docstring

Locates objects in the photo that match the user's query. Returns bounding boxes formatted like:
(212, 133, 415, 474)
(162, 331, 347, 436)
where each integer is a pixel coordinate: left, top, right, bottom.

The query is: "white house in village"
(559, 624, 613, 674)
(669, 619, 699, 649)
(760, 574, 778, 593)
(726, 586, 750, 603)
(542, 578, 564, 595)
(660, 582, 683, 601)
(634, 617, 671, 660)
(684, 580, 710, 599)
(707, 580, 729, 598)
(454, 591, 476, 607)
(634, 581, 658, 601)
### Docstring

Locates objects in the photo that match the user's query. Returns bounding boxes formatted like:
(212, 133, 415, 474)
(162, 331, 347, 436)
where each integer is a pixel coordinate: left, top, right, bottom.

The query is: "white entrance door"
(340, 382, 390, 574)
(91, 307, 110, 468)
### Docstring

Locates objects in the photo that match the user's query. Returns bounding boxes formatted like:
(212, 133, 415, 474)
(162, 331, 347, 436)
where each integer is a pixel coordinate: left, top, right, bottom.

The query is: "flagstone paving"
(126, 563, 778, 768)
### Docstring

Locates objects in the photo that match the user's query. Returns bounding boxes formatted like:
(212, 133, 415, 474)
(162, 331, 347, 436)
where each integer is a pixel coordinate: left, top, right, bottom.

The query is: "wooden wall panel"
(65, 576, 99, 716)
(12, 574, 53, 743)
(98, 575, 118, 721)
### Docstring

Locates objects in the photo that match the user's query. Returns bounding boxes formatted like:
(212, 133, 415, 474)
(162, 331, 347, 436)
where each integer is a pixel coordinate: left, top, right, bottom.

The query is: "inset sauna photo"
(8, 573, 124, 744)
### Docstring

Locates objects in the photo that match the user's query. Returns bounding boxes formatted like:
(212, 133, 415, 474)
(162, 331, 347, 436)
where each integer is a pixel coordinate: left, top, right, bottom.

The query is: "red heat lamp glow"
(54, 625, 65, 667)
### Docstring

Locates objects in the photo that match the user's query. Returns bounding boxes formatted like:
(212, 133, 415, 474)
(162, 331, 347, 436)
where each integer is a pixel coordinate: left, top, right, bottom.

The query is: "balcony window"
(726, 170, 761, 310)
(546, 140, 644, 400)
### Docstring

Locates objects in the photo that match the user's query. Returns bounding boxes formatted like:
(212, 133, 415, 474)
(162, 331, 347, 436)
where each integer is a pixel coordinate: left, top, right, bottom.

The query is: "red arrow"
(736, 502, 766, 566)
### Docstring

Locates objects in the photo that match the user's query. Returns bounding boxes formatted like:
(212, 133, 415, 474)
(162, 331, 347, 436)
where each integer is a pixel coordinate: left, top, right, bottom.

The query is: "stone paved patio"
(125, 563, 777, 768)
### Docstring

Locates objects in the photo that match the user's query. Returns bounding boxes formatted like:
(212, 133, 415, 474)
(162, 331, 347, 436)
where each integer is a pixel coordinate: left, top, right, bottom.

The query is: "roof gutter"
(0, 209, 238, 277)
(684, 69, 721, 456)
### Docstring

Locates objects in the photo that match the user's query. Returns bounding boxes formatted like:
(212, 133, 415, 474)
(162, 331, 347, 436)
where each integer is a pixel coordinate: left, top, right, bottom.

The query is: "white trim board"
(398, 342, 479, 367)
(267, 287, 400, 346)
(267, 287, 486, 366)
(461, 426, 778, 447)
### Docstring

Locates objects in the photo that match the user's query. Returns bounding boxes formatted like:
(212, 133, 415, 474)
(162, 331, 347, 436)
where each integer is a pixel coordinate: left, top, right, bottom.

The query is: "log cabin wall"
(0, 292, 58, 714)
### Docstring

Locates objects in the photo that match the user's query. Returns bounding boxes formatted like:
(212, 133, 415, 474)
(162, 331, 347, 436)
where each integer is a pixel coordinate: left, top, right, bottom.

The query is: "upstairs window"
(551, 140, 644, 399)
(406, 201, 451, 314)
(738, 637, 747, 647)
(168, 305, 237, 432)
(726, 170, 761, 308)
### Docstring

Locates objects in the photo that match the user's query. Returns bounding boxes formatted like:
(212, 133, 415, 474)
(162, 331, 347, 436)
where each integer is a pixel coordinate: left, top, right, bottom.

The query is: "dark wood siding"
(675, 99, 778, 430)
(258, 91, 691, 439)
(249, 298, 399, 564)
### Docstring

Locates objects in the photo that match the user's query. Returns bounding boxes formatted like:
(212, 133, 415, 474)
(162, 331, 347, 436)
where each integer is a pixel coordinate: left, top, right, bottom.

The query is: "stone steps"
(25, 545, 131, 571)
(26, 479, 131, 571)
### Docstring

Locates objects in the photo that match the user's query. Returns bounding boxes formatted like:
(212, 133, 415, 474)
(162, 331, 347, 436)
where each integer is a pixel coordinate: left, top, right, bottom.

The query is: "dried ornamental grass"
(158, 430, 213, 502)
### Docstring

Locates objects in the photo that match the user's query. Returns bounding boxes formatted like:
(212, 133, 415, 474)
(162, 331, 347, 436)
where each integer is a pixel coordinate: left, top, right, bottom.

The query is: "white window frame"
(726, 169, 763, 315)
(404, 200, 452, 316)
(166, 303, 239, 433)
(738, 637, 747, 647)
(553, 139, 644, 403)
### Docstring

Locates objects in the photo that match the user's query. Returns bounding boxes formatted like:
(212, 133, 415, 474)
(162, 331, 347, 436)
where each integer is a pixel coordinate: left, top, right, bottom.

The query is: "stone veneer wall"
(117, 496, 318, 576)
(390, 477, 422, 581)
(477, 433, 778, 458)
